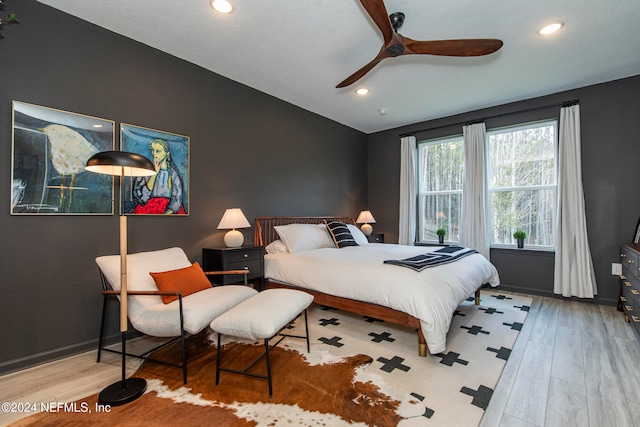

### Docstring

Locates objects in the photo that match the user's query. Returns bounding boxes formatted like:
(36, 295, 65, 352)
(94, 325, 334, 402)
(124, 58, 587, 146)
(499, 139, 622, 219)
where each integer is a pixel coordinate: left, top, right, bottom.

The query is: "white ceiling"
(37, 0, 640, 134)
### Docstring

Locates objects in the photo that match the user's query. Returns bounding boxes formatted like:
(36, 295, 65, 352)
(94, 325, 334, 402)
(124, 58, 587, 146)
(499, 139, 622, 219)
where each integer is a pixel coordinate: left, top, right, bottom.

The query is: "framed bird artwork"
(11, 101, 115, 215)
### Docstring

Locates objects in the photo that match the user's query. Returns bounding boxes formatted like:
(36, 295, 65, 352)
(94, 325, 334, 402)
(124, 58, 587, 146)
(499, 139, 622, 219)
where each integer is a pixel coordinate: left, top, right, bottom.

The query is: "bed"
(254, 216, 500, 356)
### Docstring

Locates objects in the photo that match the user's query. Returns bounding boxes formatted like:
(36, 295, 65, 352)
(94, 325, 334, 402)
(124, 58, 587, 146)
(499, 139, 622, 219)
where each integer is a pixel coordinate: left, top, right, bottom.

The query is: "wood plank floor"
(481, 293, 640, 427)
(1, 293, 639, 426)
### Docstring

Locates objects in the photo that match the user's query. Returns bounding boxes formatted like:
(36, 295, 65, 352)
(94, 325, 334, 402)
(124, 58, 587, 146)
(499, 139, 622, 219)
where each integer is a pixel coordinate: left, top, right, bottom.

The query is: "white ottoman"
(210, 288, 313, 397)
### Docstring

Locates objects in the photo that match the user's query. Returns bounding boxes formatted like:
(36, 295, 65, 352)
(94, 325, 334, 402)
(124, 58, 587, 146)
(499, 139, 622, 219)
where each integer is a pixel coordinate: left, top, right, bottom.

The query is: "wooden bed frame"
(254, 216, 481, 357)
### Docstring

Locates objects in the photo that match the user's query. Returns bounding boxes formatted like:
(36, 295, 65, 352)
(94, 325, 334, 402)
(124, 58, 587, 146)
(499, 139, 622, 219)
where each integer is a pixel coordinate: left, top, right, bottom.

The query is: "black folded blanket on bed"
(384, 246, 478, 271)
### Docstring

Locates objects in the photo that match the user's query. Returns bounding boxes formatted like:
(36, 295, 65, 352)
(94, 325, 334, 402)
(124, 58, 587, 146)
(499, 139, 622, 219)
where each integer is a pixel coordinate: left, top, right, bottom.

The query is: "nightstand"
(202, 246, 264, 290)
(367, 233, 384, 243)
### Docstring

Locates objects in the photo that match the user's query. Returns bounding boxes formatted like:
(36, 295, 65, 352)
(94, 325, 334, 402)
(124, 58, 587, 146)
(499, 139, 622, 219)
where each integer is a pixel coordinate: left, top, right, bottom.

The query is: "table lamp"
(85, 150, 156, 406)
(356, 210, 376, 236)
(217, 208, 251, 247)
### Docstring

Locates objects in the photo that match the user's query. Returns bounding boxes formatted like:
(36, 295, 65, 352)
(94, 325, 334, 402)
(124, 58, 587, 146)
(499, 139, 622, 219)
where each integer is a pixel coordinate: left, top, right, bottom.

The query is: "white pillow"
(347, 224, 369, 245)
(265, 239, 289, 254)
(274, 223, 335, 253)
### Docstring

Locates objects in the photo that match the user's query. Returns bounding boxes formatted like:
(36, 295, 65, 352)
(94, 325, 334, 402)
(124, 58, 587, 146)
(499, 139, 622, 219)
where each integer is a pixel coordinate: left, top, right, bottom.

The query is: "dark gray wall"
(368, 74, 640, 305)
(0, 1, 366, 374)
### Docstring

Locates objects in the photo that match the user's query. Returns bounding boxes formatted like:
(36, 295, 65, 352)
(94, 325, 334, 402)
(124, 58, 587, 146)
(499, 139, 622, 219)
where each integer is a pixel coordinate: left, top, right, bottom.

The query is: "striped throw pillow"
(325, 221, 359, 248)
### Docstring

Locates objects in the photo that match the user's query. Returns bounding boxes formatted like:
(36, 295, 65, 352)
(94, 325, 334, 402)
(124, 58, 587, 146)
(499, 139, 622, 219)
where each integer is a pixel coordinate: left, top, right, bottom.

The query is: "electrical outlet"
(612, 263, 622, 275)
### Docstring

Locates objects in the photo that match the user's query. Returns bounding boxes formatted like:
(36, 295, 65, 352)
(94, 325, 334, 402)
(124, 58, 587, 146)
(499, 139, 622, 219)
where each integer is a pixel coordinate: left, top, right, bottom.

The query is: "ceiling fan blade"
(359, 0, 394, 44)
(404, 38, 503, 56)
(336, 57, 384, 88)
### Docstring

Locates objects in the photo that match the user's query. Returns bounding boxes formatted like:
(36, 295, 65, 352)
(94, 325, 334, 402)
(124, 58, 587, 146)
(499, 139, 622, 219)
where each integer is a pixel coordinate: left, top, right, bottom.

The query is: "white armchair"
(96, 247, 257, 383)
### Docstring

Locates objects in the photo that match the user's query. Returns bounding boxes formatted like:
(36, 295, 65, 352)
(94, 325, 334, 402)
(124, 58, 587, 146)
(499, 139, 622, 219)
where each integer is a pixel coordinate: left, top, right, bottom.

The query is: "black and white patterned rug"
(282, 289, 531, 426)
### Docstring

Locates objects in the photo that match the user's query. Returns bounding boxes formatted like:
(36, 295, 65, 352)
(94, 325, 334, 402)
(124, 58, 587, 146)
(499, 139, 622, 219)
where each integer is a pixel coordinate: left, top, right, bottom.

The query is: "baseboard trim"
(496, 284, 618, 307)
(0, 332, 126, 376)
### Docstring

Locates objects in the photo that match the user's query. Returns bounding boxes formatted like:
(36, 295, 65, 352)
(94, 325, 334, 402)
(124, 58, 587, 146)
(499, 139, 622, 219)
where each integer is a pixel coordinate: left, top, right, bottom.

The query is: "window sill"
(415, 241, 452, 247)
(490, 246, 555, 256)
(417, 242, 554, 251)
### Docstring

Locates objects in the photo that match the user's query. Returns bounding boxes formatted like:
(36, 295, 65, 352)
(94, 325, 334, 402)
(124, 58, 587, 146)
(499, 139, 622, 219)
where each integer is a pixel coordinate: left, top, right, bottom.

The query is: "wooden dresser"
(621, 243, 640, 339)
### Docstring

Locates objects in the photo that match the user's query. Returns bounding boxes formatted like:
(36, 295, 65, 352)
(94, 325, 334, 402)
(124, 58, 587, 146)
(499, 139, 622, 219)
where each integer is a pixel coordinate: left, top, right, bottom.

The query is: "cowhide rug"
(10, 330, 423, 426)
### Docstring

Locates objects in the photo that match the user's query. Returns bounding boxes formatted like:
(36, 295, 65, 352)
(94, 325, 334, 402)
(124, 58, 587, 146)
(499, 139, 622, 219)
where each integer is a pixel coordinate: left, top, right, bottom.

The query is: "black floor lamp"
(85, 151, 156, 406)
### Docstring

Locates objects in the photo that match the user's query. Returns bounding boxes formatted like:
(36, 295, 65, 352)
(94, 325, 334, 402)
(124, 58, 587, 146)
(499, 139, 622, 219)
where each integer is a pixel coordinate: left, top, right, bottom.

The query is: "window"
(416, 120, 558, 249)
(417, 136, 464, 243)
(487, 121, 557, 248)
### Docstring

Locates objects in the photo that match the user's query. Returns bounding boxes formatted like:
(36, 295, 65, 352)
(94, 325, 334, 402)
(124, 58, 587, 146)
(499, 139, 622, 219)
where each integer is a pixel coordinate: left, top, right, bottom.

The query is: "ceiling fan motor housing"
(389, 12, 405, 31)
(387, 12, 406, 56)
(386, 44, 405, 56)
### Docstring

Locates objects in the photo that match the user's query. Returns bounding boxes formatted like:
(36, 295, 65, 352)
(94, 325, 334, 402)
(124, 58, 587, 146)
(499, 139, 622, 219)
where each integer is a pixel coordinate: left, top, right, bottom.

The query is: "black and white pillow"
(325, 221, 359, 248)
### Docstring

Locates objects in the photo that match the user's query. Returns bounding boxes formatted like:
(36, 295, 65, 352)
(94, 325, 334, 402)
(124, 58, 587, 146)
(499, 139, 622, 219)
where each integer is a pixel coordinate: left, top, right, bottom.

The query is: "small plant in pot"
(513, 230, 526, 248)
(0, 1, 19, 39)
(436, 228, 446, 244)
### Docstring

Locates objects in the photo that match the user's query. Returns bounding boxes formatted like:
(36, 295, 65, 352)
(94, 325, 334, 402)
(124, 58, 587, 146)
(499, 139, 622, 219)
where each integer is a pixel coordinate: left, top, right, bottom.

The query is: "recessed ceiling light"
(211, 0, 233, 14)
(355, 88, 369, 95)
(538, 22, 564, 35)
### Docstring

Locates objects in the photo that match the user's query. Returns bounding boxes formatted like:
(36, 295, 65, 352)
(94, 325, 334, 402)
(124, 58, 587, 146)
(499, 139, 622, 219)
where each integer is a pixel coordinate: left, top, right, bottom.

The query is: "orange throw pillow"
(150, 262, 212, 304)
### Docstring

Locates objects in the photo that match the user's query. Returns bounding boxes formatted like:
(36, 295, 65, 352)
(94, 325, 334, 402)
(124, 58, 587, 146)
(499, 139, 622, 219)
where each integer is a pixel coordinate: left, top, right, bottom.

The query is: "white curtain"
(398, 136, 416, 245)
(460, 123, 490, 258)
(554, 104, 597, 298)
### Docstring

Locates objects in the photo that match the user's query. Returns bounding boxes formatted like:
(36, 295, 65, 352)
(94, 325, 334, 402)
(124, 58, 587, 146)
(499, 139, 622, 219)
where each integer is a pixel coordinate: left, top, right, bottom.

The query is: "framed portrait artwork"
(11, 101, 115, 215)
(120, 124, 189, 215)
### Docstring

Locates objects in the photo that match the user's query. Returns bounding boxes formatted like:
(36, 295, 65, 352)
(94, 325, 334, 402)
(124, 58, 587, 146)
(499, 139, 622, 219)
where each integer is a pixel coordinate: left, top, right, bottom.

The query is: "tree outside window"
(487, 121, 557, 247)
(417, 137, 464, 243)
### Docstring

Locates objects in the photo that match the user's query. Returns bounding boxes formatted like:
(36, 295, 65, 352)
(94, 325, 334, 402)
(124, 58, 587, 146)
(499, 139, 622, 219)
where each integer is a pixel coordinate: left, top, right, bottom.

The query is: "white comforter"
(265, 244, 500, 353)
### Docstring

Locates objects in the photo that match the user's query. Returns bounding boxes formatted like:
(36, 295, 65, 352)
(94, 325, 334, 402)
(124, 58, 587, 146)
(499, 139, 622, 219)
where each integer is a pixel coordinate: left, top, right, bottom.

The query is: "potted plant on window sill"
(513, 230, 526, 248)
(0, 1, 19, 39)
(436, 228, 446, 245)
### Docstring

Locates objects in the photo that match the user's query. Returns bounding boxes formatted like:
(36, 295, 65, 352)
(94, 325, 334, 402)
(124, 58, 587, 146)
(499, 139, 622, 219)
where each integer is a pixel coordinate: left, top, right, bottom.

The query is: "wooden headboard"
(254, 216, 356, 247)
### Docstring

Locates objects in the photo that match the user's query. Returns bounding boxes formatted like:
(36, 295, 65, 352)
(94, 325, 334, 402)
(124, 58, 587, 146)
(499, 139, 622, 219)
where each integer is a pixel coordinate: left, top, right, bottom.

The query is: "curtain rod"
(399, 99, 579, 138)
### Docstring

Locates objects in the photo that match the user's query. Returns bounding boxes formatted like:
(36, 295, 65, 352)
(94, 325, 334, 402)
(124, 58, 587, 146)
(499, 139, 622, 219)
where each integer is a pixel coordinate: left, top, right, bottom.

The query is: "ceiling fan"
(336, 0, 504, 88)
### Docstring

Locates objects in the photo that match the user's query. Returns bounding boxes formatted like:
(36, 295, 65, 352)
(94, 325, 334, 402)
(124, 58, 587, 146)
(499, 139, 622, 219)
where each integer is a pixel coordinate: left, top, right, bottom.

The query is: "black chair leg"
(265, 338, 272, 398)
(215, 333, 222, 385)
(180, 331, 187, 384)
(303, 309, 310, 353)
(97, 295, 108, 363)
(177, 294, 187, 384)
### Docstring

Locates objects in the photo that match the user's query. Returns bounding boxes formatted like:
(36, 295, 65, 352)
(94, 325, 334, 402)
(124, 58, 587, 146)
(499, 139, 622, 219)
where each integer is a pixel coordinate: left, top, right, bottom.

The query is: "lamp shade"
(85, 151, 156, 177)
(356, 210, 376, 224)
(217, 208, 251, 230)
